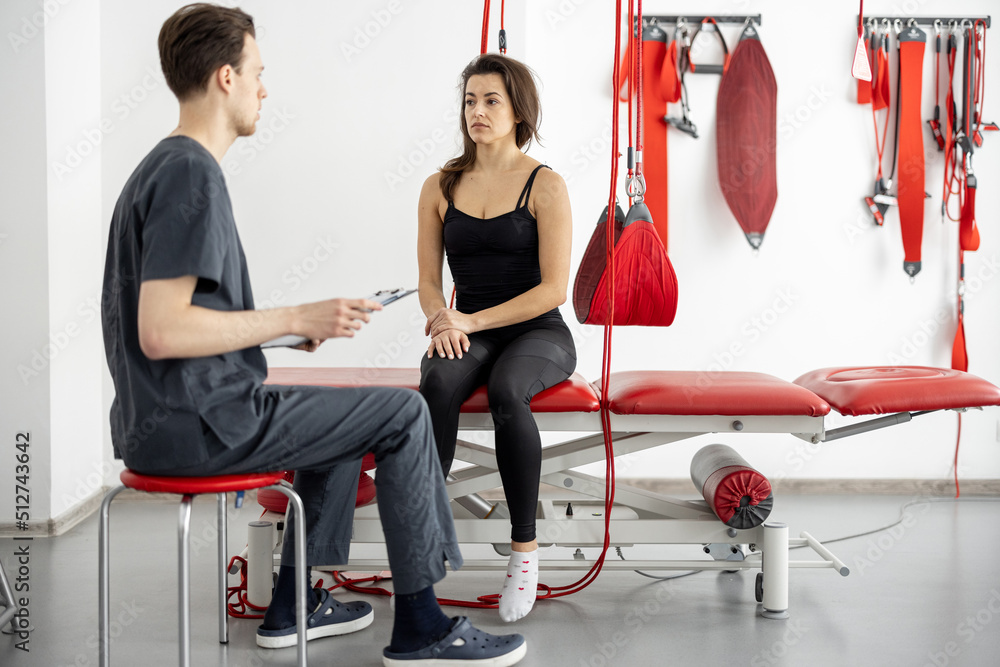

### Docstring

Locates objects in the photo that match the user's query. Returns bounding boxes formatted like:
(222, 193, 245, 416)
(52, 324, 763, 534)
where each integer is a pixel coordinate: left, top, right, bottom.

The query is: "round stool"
(98, 470, 309, 667)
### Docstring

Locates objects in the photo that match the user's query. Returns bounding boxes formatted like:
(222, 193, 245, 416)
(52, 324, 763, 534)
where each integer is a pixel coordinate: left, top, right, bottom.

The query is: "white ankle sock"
(498, 549, 538, 622)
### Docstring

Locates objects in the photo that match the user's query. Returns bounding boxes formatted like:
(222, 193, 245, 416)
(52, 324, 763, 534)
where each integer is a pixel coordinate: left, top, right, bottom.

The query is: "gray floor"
(2, 492, 1000, 667)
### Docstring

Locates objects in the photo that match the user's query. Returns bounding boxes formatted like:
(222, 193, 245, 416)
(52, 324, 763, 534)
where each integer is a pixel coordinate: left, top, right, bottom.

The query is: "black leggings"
(419, 315, 577, 543)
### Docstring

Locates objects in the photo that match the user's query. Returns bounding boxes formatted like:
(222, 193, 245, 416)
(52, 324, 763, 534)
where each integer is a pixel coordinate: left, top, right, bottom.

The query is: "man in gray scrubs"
(101, 4, 526, 665)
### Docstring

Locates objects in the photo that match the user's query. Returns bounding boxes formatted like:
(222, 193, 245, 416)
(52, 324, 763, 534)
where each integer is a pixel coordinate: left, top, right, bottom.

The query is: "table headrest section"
(597, 371, 831, 416)
(794, 366, 1000, 416)
(265, 368, 601, 413)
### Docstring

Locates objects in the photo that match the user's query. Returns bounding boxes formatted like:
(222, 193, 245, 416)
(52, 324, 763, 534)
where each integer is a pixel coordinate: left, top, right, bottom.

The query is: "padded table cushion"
(794, 366, 1000, 416)
(265, 368, 601, 413)
(599, 371, 831, 416)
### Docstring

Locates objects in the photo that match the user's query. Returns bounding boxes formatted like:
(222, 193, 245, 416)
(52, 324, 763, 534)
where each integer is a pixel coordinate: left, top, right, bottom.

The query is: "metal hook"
(960, 19, 972, 30)
(893, 19, 902, 36)
(907, 18, 918, 28)
(625, 174, 646, 203)
(933, 19, 942, 35)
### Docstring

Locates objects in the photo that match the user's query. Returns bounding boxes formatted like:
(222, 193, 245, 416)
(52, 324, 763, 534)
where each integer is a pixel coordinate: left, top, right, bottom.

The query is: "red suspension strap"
(896, 21, 927, 279)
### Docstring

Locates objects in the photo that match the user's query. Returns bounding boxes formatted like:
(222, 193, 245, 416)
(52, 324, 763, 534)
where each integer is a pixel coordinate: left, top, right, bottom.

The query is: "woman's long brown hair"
(439, 54, 542, 201)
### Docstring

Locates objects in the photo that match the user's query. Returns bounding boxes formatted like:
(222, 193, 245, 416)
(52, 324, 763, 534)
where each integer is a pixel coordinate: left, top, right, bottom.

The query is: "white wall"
(4, 0, 996, 530)
(45, 0, 105, 519)
(0, 0, 104, 533)
(0, 0, 54, 529)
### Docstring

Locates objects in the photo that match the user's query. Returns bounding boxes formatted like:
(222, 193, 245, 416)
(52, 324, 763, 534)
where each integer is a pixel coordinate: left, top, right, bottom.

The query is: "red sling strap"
(716, 21, 777, 250)
(896, 24, 927, 278)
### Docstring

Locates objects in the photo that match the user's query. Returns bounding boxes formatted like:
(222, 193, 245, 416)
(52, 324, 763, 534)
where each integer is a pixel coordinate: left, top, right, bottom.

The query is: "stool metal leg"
(0, 554, 21, 632)
(178, 495, 193, 667)
(271, 481, 308, 667)
(99, 484, 127, 667)
(217, 492, 228, 644)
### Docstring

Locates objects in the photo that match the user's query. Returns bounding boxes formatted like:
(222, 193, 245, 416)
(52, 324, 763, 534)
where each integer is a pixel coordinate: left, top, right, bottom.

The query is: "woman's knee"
(419, 358, 457, 400)
(486, 376, 531, 415)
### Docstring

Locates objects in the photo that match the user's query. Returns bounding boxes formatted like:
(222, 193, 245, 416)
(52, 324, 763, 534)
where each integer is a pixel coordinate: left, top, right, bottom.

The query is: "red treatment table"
(256, 365, 1000, 619)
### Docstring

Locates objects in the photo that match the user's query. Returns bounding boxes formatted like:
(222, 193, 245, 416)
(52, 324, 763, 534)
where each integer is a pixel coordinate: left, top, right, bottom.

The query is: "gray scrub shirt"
(102, 136, 268, 473)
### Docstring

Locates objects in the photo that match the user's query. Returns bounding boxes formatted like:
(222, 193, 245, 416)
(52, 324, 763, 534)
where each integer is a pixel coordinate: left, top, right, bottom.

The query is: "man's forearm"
(140, 303, 298, 360)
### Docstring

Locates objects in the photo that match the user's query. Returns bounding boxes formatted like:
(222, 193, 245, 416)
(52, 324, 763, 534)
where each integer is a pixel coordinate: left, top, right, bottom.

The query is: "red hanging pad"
(897, 26, 926, 277)
(573, 205, 625, 323)
(716, 23, 777, 250)
(578, 203, 678, 326)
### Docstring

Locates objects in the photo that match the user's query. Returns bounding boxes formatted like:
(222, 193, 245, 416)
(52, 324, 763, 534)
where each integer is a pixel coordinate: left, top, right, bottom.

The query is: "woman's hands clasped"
(425, 307, 475, 359)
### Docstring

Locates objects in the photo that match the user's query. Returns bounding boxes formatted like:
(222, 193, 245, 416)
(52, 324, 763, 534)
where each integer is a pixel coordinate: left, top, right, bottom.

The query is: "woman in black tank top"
(417, 54, 576, 623)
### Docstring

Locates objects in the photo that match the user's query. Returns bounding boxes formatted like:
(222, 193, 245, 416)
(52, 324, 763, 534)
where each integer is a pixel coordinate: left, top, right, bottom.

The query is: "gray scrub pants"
(170, 385, 462, 595)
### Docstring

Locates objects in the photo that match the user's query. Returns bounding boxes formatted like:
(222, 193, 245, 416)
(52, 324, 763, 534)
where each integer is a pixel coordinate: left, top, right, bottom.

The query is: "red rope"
(626, 0, 634, 179)
(635, 0, 644, 176)
(480, 0, 491, 54)
(871, 29, 890, 181)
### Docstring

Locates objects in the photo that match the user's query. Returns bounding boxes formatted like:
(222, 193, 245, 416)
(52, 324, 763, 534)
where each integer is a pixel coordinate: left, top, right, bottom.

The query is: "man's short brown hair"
(158, 3, 255, 101)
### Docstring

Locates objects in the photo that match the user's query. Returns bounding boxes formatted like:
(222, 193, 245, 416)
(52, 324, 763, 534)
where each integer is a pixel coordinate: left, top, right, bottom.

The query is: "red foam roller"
(690, 444, 772, 529)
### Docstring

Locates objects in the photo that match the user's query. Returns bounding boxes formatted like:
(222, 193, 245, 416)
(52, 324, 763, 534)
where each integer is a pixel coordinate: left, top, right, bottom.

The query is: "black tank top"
(443, 165, 558, 316)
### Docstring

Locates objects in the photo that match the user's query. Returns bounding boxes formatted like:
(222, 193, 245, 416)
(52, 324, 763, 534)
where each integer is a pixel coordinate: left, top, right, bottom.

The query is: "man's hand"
(427, 329, 470, 359)
(425, 307, 477, 338)
(294, 298, 383, 340)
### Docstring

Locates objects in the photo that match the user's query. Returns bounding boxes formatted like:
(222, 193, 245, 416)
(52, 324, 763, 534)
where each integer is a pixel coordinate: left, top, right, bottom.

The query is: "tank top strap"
(515, 164, 551, 211)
